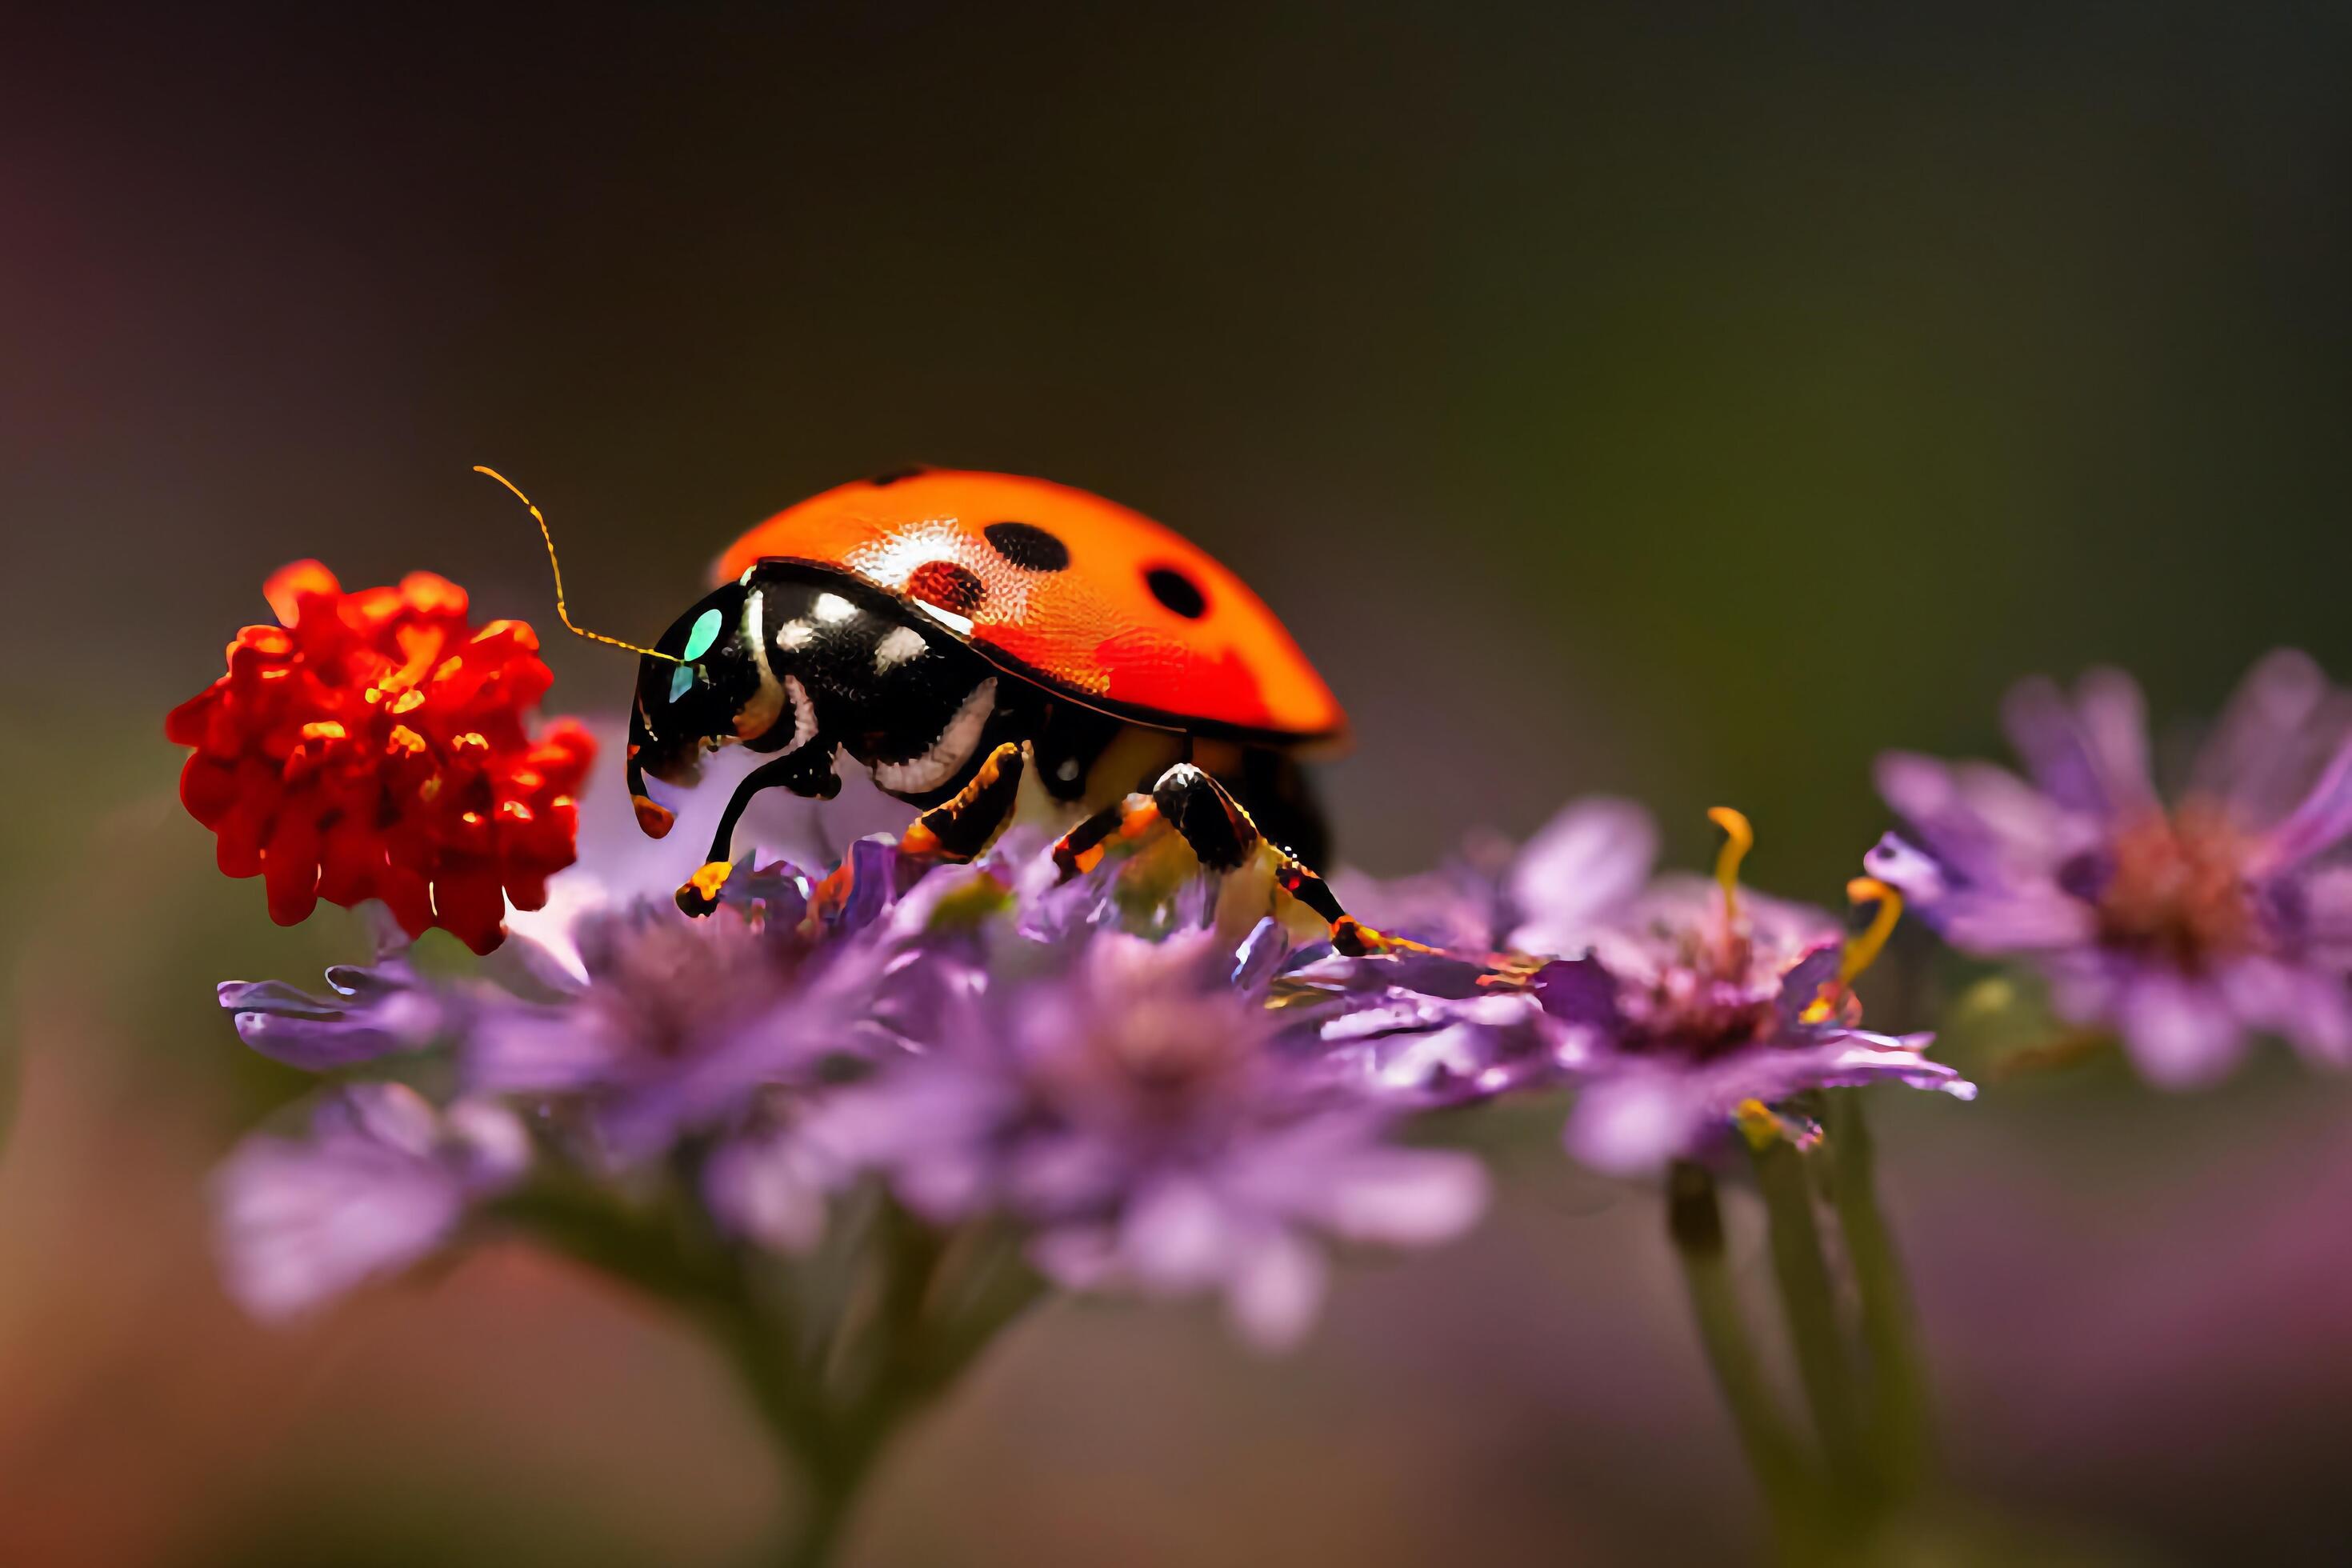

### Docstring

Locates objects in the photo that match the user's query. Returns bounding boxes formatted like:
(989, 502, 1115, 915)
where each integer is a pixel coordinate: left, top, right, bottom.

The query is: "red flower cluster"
(168, 561, 597, 954)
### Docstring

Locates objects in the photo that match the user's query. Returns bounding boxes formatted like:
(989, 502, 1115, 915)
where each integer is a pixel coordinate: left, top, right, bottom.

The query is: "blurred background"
(6, 3, 2352, 1562)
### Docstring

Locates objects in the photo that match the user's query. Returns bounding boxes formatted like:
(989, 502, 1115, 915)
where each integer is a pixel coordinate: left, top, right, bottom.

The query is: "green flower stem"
(1824, 1090, 1936, 1502)
(490, 1176, 1042, 1568)
(1747, 1135, 1871, 1513)
(1667, 1162, 1822, 1556)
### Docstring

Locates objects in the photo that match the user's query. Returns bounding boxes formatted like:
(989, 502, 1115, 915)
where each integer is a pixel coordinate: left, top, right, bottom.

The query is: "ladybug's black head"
(626, 565, 1023, 839)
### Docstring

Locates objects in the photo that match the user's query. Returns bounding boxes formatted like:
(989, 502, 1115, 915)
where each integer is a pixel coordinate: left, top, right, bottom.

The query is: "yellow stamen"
(1802, 876, 1905, 1023)
(1707, 806, 1754, 926)
(688, 861, 734, 901)
(1733, 1098, 1781, 1151)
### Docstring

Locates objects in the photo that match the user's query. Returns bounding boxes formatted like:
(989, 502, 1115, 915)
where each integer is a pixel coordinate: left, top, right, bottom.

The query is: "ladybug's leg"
(1059, 762, 1420, 957)
(675, 749, 842, 917)
(899, 742, 1028, 862)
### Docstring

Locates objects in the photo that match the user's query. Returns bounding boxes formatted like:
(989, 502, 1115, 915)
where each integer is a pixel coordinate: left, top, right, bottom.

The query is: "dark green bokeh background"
(6, 5, 2351, 1564)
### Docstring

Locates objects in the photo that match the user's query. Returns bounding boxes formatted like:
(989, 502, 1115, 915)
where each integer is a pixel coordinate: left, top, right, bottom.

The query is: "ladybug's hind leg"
(1055, 762, 1420, 958)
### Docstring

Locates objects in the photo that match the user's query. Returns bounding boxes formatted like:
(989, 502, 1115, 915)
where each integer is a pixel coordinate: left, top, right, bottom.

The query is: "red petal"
(262, 561, 341, 627)
(432, 868, 506, 954)
(261, 814, 322, 926)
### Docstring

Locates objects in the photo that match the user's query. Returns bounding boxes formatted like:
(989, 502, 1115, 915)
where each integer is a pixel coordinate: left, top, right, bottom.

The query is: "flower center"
(1621, 964, 1780, 1060)
(2079, 807, 2258, 969)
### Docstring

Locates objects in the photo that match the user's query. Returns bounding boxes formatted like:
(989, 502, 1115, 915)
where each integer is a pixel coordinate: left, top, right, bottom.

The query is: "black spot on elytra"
(906, 560, 986, 615)
(982, 520, 1070, 572)
(870, 466, 930, 486)
(1145, 566, 1207, 619)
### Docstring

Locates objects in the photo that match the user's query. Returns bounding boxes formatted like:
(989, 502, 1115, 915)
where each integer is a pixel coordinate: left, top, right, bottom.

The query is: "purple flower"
(1872, 652, 2352, 1087)
(204, 743, 1504, 1342)
(811, 926, 1490, 1350)
(1318, 801, 1971, 1166)
(213, 1083, 527, 1320)
(1533, 807, 1972, 1174)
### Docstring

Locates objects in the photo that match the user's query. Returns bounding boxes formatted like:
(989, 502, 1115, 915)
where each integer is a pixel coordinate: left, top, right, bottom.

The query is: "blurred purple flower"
(812, 926, 1489, 1350)
(1871, 652, 2352, 1087)
(213, 1082, 527, 1321)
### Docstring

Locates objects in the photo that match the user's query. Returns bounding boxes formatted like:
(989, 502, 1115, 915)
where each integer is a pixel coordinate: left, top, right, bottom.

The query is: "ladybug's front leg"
(1057, 763, 1422, 958)
(674, 748, 842, 917)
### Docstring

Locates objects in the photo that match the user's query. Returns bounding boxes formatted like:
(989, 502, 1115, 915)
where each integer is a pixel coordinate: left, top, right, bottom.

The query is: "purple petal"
(2113, 970, 2250, 1090)
(702, 1127, 830, 1254)
(1120, 1177, 1235, 1290)
(2254, 735, 2352, 876)
(217, 962, 443, 1070)
(2218, 958, 2352, 1072)
(1224, 1226, 1327, 1353)
(2001, 669, 2155, 819)
(1530, 956, 1623, 1033)
(1506, 797, 1658, 954)
(1563, 1070, 1710, 1178)
(2190, 649, 2341, 827)
(212, 1086, 525, 1322)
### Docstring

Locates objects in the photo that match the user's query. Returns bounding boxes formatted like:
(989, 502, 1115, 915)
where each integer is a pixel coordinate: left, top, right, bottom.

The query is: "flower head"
(1871, 652, 2352, 1086)
(813, 924, 1489, 1349)
(168, 560, 595, 953)
(1321, 800, 1972, 1172)
(1530, 808, 1972, 1174)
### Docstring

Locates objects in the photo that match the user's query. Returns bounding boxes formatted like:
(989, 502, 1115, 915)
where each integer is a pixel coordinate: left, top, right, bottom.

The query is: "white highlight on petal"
(874, 625, 928, 670)
(872, 678, 997, 794)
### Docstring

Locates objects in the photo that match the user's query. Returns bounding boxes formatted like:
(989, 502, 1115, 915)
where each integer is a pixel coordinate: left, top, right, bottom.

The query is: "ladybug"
(488, 465, 1396, 953)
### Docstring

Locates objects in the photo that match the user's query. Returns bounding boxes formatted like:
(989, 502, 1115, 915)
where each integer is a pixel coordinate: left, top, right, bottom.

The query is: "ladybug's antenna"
(472, 466, 683, 664)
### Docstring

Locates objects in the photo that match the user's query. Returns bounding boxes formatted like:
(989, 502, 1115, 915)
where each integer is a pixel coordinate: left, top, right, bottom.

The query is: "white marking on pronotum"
(779, 674, 819, 754)
(814, 591, 859, 625)
(732, 586, 785, 739)
(874, 624, 927, 670)
(872, 678, 998, 794)
(775, 619, 814, 650)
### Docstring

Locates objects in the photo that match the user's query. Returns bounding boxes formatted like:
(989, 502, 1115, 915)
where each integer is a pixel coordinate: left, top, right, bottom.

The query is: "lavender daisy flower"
(213, 1082, 527, 1320)
(1870, 651, 2352, 1086)
(1530, 809, 1973, 1176)
(813, 925, 1490, 1350)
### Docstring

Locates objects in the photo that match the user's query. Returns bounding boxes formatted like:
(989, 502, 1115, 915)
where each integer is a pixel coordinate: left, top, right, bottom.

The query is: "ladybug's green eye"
(668, 663, 697, 703)
(681, 608, 724, 662)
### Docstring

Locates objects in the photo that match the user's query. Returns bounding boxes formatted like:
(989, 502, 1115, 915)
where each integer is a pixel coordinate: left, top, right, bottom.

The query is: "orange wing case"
(714, 470, 1346, 745)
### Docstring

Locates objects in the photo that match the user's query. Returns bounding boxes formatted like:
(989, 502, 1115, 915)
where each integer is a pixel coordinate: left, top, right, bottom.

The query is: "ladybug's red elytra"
(609, 466, 1401, 954)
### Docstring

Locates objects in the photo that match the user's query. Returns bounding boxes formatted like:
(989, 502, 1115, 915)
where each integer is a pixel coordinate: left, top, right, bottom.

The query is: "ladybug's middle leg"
(899, 742, 1028, 862)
